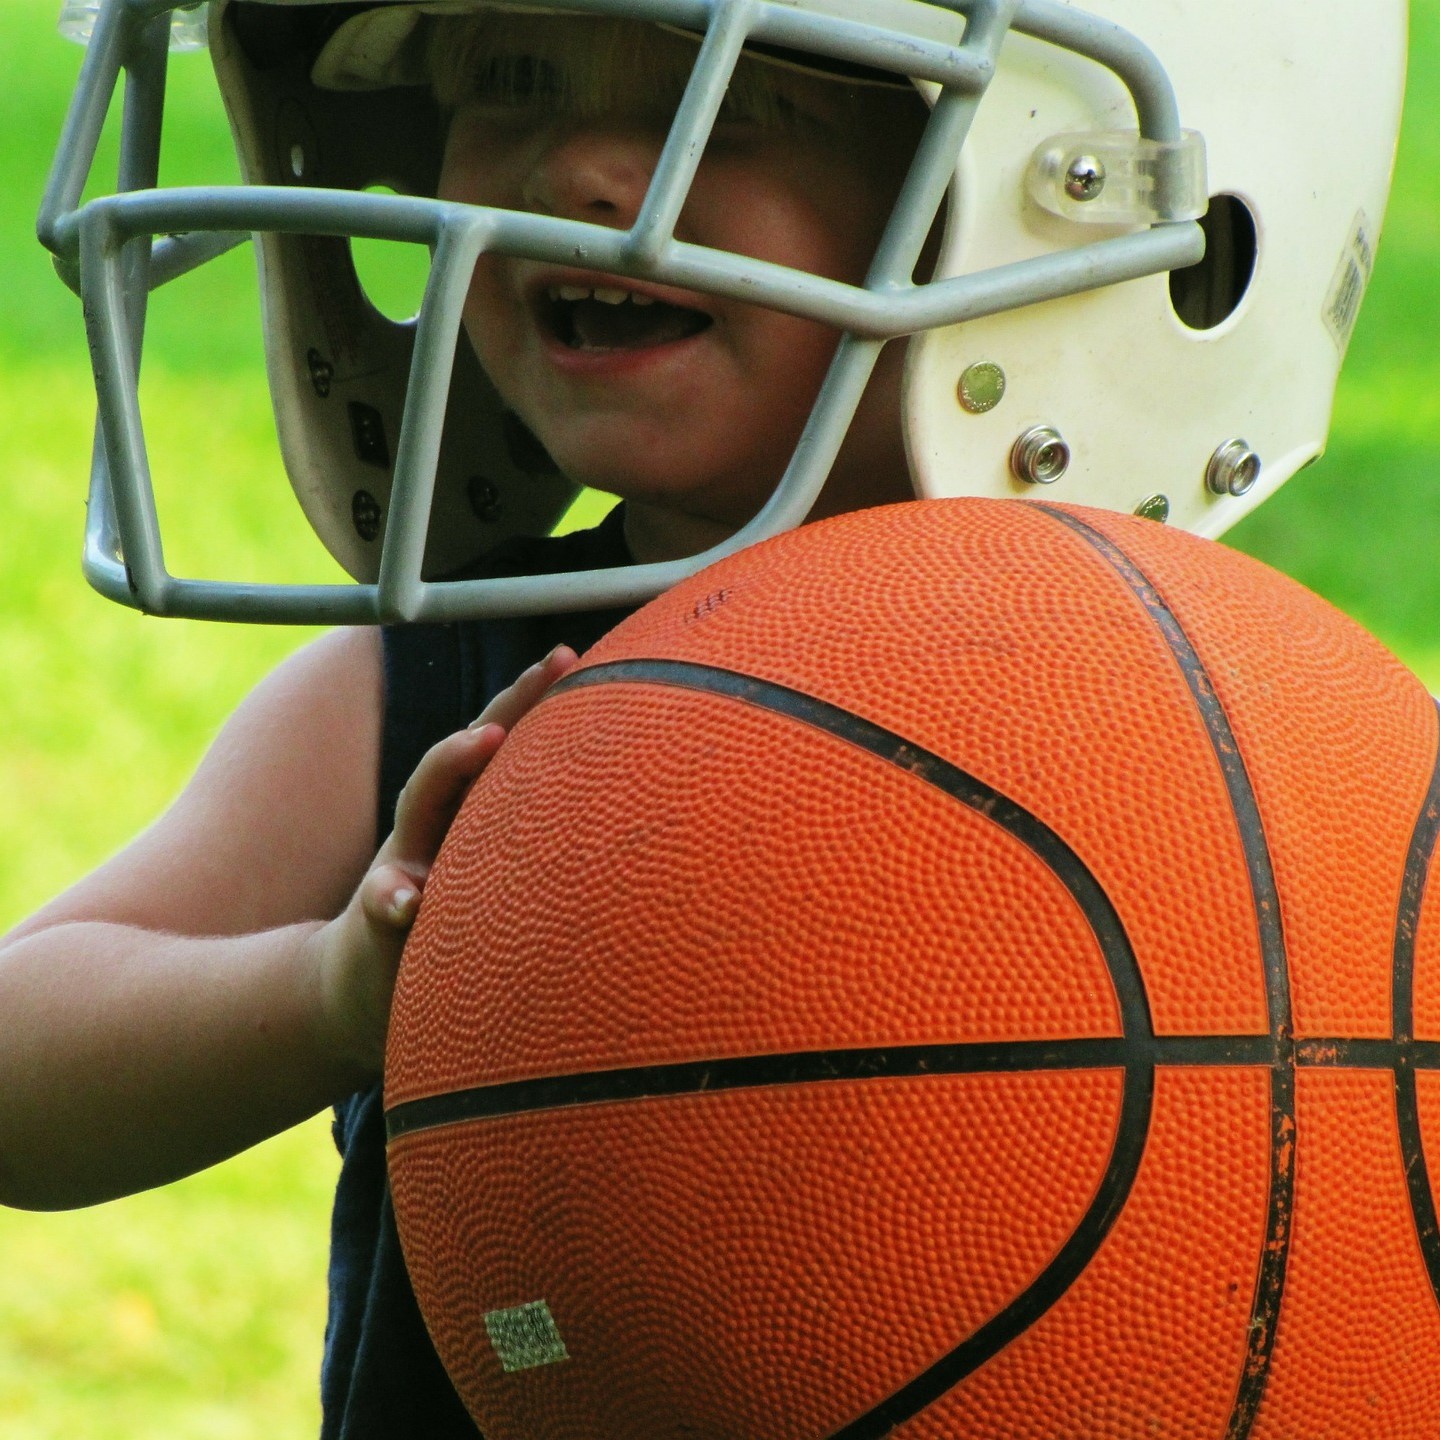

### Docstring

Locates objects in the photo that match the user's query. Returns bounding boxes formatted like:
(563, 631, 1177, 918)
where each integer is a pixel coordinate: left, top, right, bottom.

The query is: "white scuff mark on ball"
(484, 1299, 571, 1373)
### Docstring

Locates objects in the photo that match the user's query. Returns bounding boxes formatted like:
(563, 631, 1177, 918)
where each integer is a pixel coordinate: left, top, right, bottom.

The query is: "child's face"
(437, 19, 927, 553)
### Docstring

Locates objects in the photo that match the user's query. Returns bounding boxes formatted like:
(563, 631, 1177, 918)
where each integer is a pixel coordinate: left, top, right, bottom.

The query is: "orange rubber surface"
(385, 685, 1120, 1101)
(387, 499, 1440, 1438)
(1249, 1070, 1440, 1435)
(1072, 508, 1437, 1040)
(899, 1067, 1273, 1440)
(391, 1072, 1122, 1438)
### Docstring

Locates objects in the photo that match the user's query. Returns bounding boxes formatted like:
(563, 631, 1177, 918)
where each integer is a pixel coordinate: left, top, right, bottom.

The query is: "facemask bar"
(40, 0, 244, 295)
(45, 0, 1205, 623)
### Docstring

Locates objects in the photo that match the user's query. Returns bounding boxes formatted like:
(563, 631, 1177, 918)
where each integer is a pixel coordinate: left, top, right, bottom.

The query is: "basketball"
(385, 498, 1440, 1438)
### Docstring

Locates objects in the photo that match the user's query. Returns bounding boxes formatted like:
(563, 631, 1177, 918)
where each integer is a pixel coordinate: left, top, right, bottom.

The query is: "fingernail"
(387, 887, 420, 926)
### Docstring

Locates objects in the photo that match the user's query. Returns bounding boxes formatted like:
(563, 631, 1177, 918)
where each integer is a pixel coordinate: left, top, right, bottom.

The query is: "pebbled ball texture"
(387, 499, 1440, 1439)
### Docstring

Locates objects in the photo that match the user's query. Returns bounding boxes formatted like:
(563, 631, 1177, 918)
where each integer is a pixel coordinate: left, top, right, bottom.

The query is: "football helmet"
(39, 0, 1406, 622)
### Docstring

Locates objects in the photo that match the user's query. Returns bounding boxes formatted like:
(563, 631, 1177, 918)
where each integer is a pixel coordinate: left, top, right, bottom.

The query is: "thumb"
(359, 862, 425, 933)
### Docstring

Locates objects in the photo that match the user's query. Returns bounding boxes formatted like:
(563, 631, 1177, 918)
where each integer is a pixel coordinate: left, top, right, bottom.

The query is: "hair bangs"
(426, 13, 864, 130)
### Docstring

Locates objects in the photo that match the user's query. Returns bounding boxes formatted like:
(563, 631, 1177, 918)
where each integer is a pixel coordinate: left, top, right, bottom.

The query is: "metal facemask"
(37, 0, 1400, 624)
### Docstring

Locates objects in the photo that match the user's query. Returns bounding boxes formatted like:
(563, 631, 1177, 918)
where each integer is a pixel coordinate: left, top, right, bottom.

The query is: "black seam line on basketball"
(384, 1041, 1122, 1139)
(1028, 506, 1294, 1440)
(527, 655, 1158, 1439)
(1296, 1037, 1440, 1069)
(548, 656, 1156, 1048)
(827, 1065, 1153, 1440)
(1393, 697, 1440, 1312)
(383, 1034, 1440, 1141)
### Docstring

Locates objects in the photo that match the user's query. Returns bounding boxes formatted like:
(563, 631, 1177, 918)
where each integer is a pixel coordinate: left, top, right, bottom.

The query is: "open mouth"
(544, 284, 713, 352)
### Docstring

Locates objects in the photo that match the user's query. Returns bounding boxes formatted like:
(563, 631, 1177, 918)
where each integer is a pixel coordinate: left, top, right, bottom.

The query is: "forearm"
(0, 920, 372, 1211)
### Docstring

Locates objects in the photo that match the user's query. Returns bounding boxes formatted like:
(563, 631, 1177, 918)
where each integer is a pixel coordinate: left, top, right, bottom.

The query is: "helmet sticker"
(1323, 211, 1376, 357)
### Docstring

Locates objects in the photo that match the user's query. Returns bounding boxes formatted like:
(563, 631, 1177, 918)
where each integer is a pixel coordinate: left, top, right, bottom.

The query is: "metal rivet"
(467, 475, 503, 522)
(1011, 426, 1071, 485)
(957, 361, 1007, 414)
(1065, 155, 1106, 203)
(1135, 494, 1171, 523)
(1206, 439, 1262, 497)
(352, 489, 382, 541)
(306, 347, 333, 399)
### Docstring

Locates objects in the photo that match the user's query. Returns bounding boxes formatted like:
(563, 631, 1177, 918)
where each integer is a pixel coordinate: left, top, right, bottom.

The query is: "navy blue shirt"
(321, 509, 635, 1438)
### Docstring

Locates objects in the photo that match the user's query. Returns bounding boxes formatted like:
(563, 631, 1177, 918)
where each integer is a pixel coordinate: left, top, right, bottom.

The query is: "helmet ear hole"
(351, 186, 431, 324)
(1169, 193, 1257, 332)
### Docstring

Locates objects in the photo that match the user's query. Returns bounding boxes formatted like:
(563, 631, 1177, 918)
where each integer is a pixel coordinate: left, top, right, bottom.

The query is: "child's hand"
(310, 644, 579, 1076)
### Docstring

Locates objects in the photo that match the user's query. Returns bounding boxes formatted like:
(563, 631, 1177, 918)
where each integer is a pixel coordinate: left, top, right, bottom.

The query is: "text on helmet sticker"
(1323, 211, 1376, 356)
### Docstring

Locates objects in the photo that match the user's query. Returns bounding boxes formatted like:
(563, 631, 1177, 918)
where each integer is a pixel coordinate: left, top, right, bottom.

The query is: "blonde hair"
(425, 12, 880, 131)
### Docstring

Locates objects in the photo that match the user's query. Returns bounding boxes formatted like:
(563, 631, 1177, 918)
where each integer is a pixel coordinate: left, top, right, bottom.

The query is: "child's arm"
(0, 629, 576, 1211)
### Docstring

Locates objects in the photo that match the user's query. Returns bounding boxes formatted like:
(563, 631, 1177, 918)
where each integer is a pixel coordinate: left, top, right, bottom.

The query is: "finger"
(386, 724, 505, 868)
(470, 644, 579, 733)
(358, 861, 424, 931)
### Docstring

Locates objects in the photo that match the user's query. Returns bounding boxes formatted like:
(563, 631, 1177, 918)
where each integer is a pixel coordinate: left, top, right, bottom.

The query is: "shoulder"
(9, 628, 385, 943)
(166, 627, 387, 925)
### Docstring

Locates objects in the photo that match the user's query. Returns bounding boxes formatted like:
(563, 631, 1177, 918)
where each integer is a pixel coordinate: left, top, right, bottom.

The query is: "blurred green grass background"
(1, 6, 338, 1437)
(0, 1, 1436, 1435)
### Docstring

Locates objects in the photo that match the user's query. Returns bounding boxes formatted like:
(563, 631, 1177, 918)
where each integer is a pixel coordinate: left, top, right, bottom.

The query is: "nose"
(521, 124, 660, 229)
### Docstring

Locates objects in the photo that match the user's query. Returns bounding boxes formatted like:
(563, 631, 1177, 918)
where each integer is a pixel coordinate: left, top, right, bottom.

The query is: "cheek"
(437, 134, 528, 367)
(436, 126, 476, 206)
(701, 148, 902, 287)
(458, 260, 524, 377)
(438, 154, 496, 209)
(689, 177, 870, 285)
(438, 118, 531, 209)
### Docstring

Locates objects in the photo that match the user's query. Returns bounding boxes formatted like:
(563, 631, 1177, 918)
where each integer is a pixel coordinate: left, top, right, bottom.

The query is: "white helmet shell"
(905, 0, 1406, 534)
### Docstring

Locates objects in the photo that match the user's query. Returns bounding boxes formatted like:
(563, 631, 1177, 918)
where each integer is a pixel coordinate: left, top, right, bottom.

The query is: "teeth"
(547, 284, 659, 306)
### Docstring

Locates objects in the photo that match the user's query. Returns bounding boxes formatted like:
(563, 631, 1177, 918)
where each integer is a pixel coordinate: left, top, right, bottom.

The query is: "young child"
(7, 0, 1407, 1434)
(4, 8, 926, 1434)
